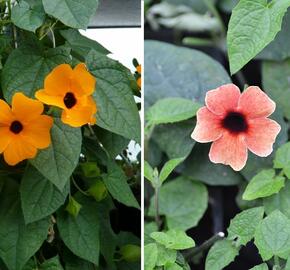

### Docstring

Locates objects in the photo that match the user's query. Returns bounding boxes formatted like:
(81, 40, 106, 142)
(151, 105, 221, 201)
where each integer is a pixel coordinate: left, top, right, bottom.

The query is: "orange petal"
(61, 105, 96, 127)
(136, 65, 141, 74)
(0, 99, 14, 125)
(246, 118, 281, 157)
(191, 107, 223, 143)
(137, 77, 141, 88)
(205, 84, 241, 116)
(0, 127, 13, 153)
(35, 89, 65, 109)
(72, 63, 96, 95)
(43, 64, 73, 95)
(12, 92, 44, 122)
(238, 86, 275, 118)
(209, 132, 248, 171)
(21, 115, 53, 149)
(3, 137, 37, 166)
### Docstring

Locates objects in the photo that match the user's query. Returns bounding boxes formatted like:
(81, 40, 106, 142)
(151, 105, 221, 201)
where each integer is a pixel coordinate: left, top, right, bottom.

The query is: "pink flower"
(191, 84, 281, 171)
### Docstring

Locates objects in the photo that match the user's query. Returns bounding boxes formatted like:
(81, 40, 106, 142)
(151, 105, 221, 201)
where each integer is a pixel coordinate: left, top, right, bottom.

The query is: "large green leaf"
(146, 97, 200, 126)
(60, 29, 109, 58)
(205, 240, 239, 270)
(103, 160, 139, 209)
(152, 120, 195, 159)
(274, 142, 290, 179)
(31, 118, 82, 191)
(11, 0, 45, 32)
(1, 41, 71, 103)
(144, 41, 231, 108)
(159, 157, 185, 184)
(42, 0, 99, 29)
(20, 165, 69, 224)
(156, 244, 176, 267)
(179, 144, 242, 186)
(227, 0, 290, 74)
(57, 196, 100, 265)
(243, 169, 285, 201)
(144, 243, 158, 270)
(149, 176, 208, 230)
(254, 210, 290, 260)
(264, 181, 290, 219)
(0, 180, 49, 270)
(86, 50, 140, 143)
(262, 59, 290, 120)
(257, 11, 290, 61)
(227, 207, 264, 246)
(249, 264, 269, 270)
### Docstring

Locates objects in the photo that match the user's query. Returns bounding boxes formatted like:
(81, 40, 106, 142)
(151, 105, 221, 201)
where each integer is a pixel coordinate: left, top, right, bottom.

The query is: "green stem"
(274, 256, 280, 269)
(49, 27, 55, 48)
(154, 187, 161, 229)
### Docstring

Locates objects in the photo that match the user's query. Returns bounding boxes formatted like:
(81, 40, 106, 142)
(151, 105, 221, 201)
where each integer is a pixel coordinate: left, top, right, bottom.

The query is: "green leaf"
(150, 230, 195, 250)
(57, 196, 100, 265)
(180, 144, 242, 186)
(42, 0, 99, 29)
(146, 97, 200, 125)
(285, 258, 290, 270)
(41, 256, 64, 269)
(144, 160, 156, 184)
(249, 263, 269, 270)
(20, 165, 69, 224)
(152, 120, 195, 159)
(165, 263, 183, 270)
(65, 196, 82, 218)
(103, 160, 139, 209)
(149, 176, 208, 230)
(1, 41, 71, 102)
(156, 244, 177, 267)
(263, 59, 290, 120)
(11, 0, 45, 32)
(86, 50, 141, 143)
(144, 40, 231, 109)
(144, 243, 158, 270)
(145, 222, 158, 245)
(159, 157, 185, 183)
(274, 142, 290, 178)
(227, 207, 264, 246)
(242, 169, 285, 201)
(257, 11, 290, 61)
(254, 210, 290, 260)
(31, 118, 82, 190)
(0, 180, 49, 270)
(119, 244, 141, 262)
(205, 240, 239, 270)
(227, 0, 290, 74)
(264, 181, 290, 219)
(60, 29, 109, 58)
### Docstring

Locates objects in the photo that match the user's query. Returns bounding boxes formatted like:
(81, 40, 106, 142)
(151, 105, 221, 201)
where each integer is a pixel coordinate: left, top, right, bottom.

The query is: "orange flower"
(191, 84, 281, 171)
(136, 65, 141, 89)
(0, 93, 53, 166)
(35, 63, 97, 127)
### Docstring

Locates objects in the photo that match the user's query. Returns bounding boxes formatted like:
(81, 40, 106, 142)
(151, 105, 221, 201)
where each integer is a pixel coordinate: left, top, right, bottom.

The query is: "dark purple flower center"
(10, 120, 23, 134)
(222, 111, 248, 133)
(64, 92, 77, 109)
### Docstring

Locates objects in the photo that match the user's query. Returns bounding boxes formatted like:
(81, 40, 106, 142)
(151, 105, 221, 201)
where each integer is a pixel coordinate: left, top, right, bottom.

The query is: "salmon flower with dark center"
(0, 93, 53, 166)
(191, 84, 281, 171)
(35, 63, 97, 127)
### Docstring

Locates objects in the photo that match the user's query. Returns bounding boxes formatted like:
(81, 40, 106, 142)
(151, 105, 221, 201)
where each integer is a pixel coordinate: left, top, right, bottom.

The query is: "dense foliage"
(0, 0, 141, 269)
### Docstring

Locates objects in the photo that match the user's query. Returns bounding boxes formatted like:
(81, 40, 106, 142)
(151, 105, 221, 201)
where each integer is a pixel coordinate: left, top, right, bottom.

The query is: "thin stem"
(49, 27, 55, 48)
(71, 176, 89, 196)
(185, 232, 225, 260)
(154, 187, 161, 228)
(274, 256, 280, 269)
(39, 20, 58, 41)
(87, 125, 110, 158)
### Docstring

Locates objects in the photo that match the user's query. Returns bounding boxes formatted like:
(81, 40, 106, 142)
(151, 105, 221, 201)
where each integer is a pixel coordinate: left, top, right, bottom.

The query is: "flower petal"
(0, 100, 14, 125)
(12, 92, 44, 122)
(205, 84, 240, 115)
(246, 118, 281, 157)
(21, 115, 53, 149)
(238, 86, 275, 118)
(0, 127, 13, 153)
(209, 132, 248, 171)
(3, 138, 37, 166)
(72, 63, 96, 95)
(191, 107, 223, 143)
(43, 64, 73, 95)
(35, 90, 65, 109)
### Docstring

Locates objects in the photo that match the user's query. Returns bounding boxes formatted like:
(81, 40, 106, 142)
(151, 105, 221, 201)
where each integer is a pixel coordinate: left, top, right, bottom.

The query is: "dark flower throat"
(64, 92, 77, 109)
(222, 112, 248, 133)
(10, 120, 23, 134)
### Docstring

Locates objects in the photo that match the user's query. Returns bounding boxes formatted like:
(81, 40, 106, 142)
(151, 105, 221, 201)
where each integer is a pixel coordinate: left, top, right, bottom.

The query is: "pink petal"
(205, 84, 241, 115)
(209, 132, 248, 171)
(246, 118, 281, 157)
(238, 86, 276, 118)
(191, 107, 223, 143)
